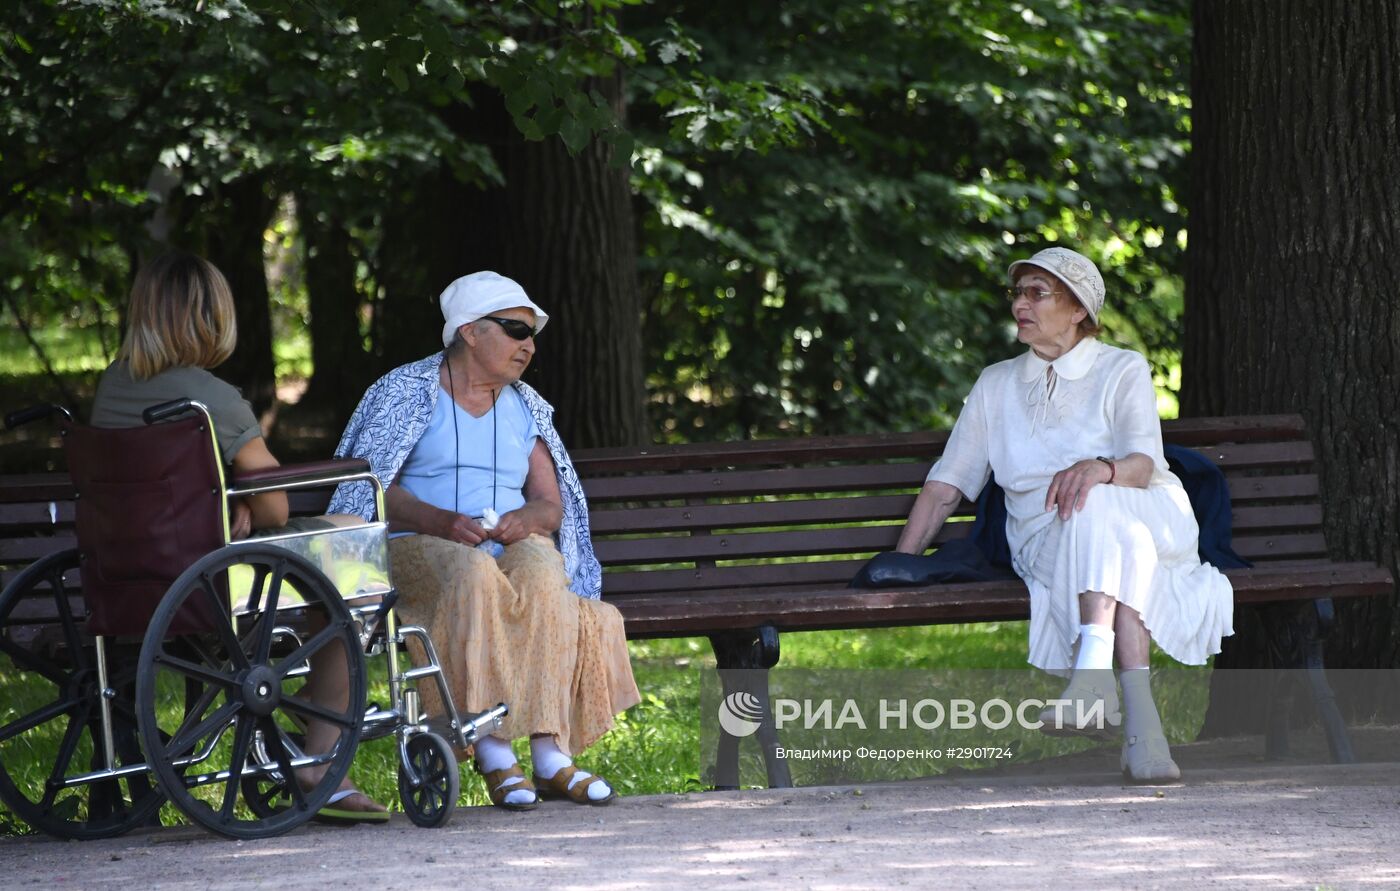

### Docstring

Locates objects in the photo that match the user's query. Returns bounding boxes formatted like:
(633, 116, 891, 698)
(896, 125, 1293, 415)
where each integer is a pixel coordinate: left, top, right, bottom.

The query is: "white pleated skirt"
(1019, 483, 1235, 672)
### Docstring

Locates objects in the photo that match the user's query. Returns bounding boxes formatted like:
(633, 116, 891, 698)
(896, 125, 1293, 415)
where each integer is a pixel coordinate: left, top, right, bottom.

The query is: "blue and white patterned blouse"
(327, 353, 603, 599)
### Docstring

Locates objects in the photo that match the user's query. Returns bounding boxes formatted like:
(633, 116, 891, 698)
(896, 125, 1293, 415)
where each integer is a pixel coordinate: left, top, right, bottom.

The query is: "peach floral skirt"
(389, 533, 639, 756)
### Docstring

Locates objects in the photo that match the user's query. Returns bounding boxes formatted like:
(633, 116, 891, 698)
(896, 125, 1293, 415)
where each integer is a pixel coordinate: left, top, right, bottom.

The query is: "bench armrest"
(231, 458, 372, 491)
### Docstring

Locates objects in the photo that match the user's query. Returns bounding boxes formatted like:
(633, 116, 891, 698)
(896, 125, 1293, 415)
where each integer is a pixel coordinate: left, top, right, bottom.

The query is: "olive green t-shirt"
(90, 361, 262, 466)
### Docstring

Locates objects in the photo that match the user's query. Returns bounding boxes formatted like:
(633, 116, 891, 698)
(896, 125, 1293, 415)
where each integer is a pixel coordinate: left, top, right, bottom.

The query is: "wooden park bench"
(1, 414, 1392, 788)
(571, 414, 1394, 785)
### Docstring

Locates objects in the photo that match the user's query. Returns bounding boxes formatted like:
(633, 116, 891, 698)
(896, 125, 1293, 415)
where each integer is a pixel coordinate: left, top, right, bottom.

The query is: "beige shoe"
(1038, 670, 1122, 741)
(1120, 734, 1182, 784)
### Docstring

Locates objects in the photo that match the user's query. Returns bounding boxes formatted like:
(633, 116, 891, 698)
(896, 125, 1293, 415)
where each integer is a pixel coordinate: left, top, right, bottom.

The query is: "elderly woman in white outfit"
(896, 247, 1234, 783)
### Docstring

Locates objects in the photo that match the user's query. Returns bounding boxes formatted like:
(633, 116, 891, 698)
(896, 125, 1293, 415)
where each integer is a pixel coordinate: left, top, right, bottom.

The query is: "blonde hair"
(118, 253, 237, 380)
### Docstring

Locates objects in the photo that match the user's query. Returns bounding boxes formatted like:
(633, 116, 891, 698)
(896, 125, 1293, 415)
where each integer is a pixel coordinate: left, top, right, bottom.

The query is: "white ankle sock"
(475, 735, 516, 772)
(476, 735, 534, 806)
(1119, 667, 1166, 741)
(529, 737, 572, 779)
(1075, 623, 1116, 672)
(530, 736, 612, 802)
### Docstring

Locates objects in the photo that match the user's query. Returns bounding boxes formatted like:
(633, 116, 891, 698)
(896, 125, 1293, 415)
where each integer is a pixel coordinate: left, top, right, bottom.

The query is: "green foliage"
(1, 0, 1190, 436)
(627, 0, 1190, 440)
(0, 0, 646, 401)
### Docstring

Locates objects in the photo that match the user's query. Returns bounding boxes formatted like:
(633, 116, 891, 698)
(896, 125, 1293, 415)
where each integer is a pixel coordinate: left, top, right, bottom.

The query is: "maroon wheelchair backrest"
(64, 415, 227, 637)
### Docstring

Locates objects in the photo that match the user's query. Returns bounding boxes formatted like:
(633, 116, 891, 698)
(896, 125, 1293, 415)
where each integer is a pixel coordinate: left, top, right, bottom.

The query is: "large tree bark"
(365, 77, 646, 448)
(1184, 1, 1400, 727)
(450, 78, 648, 448)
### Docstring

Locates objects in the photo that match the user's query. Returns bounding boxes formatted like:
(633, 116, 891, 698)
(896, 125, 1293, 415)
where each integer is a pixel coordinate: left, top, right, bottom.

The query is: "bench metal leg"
(1304, 656, 1355, 764)
(709, 625, 792, 790)
(1261, 598, 1356, 764)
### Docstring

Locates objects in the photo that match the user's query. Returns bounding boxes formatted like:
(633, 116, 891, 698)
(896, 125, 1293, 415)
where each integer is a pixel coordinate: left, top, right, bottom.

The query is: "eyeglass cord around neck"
(445, 353, 499, 518)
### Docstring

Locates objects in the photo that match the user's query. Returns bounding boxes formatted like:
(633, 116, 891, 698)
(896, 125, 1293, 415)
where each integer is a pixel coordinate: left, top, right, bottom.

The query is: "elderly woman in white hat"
(896, 247, 1234, 783)
(330, 271, 639, 809)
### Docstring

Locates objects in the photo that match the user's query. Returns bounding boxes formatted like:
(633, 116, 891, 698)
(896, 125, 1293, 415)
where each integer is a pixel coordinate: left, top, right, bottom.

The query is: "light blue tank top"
(394, 387, 540, 535)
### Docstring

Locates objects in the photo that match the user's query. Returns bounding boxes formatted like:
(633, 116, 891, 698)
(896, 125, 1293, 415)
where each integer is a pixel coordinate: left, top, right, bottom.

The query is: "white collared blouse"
(926, 337, 1178, 572)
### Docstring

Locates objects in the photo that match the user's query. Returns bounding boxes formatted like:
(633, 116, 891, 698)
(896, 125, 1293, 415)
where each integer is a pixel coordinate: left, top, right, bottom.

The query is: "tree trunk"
(363, 78, 648, 449)
(1184, 0, 1400, 730)
(372, 165, 465, 372)
(204, 173, 278, 414)
(298, 194, 371, 419)
(450, 77, 647, 449)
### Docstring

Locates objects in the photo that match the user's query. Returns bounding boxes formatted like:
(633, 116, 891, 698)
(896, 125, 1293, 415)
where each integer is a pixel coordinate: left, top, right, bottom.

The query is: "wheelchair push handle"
(4, 403, 74, 430)
(141, 398, 202, 424)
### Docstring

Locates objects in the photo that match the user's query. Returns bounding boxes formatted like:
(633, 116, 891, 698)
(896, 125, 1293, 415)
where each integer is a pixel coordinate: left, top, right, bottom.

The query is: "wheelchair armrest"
(232, 458, 372, 490)
(5, 403, 73, 429)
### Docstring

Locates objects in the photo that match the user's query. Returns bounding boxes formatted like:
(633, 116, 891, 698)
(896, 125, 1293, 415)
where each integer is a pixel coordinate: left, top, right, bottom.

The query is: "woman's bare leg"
(1112, 603, 1151, 669)
(297, 610, 386, 813)
(1079, 590, 1116, 627)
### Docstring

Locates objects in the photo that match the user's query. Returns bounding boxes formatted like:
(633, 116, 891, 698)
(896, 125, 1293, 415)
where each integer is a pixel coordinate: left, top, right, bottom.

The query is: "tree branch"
(1, 290, 78, 409)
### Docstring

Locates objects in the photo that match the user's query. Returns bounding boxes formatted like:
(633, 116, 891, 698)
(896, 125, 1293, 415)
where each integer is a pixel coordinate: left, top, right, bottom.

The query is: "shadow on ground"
(2, 728, 1397, 890)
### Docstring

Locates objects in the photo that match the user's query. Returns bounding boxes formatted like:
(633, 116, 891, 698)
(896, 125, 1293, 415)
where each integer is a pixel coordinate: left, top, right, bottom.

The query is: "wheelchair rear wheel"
(398, 731, 458, 828)
(0, 549, 166, 839)
(135, 545, 365, 840)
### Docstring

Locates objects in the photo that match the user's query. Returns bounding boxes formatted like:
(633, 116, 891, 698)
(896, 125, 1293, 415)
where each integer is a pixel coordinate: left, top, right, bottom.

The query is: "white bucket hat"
(439, 271, 550, 348)
(1007, 247, 1106, 323)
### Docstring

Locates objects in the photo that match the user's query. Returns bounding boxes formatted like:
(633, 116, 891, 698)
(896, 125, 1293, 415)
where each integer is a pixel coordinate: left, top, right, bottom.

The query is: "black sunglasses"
(481, 316, 538, 340)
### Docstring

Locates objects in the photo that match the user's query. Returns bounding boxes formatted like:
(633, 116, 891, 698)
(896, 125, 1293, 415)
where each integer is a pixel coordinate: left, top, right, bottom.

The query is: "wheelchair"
(0, 399, 506, 840)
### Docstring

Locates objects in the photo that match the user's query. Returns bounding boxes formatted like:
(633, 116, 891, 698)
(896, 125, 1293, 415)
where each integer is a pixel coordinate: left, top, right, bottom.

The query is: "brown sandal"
(531, 764, 617, 806)
(477, 763, 538, 811)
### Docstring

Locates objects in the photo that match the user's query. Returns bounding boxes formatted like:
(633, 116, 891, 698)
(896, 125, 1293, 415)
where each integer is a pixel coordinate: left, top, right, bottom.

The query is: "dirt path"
(3, 750, 1398, 890)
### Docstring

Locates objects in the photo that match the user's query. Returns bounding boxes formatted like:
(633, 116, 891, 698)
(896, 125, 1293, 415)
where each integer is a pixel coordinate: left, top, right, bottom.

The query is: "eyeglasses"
(1006, 286, 1060, 303)
(481, 316, 538, 340)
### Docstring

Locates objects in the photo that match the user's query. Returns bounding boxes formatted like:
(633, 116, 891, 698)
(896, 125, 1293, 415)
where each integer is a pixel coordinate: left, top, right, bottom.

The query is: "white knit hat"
(439, 271, 549, 348)
(1008, 247, 1106, 323)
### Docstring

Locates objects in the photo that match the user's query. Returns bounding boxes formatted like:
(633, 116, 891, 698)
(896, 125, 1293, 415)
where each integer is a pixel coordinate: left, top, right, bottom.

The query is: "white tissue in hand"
(476, 509, 504, 557)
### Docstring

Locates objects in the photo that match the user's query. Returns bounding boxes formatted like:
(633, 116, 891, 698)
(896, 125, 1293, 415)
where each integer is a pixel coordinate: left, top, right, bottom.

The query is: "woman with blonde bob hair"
(93, 253, 288, 534)
(91, 252, 390, 823)
(117, 252, 238, 380)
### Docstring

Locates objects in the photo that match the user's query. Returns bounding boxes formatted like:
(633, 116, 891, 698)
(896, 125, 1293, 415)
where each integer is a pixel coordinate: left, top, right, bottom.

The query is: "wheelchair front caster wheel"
(398, 732, 458, 828)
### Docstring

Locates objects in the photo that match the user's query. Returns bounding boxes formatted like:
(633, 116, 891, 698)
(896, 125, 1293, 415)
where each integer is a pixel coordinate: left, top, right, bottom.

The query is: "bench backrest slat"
(0, 476, 1325, 539)
(587, 494, 925, 534)
(1231, 532, 1327, 560)
(1, 535, 79, 563)
(582, 464, 926, 502)
(1226, 474, 1319, 502)
(579, 441, 1314, 503)
(569, 414, 1310, 473)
